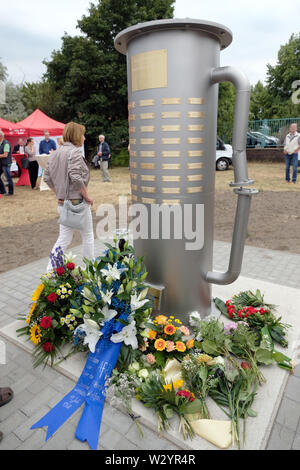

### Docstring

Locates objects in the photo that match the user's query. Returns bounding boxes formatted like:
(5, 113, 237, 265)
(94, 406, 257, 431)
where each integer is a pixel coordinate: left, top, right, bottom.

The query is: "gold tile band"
(188, 111, 204, 118)
(188, 150, 204, 157)
(141, 175, 156, 181)
(140, 138, 155, 145)
(162, 111, 181, 119)
(187, 186, 203, 193)
(140, 113, 155, 120)
(162, 163, 181, 170)
(162, 151, 180, 158)
(141, 197, 156, 204)
(140, 151, 155, 158)
(141, 163, 155, 170)
(162, 125, 181, 132)
(161, 98, 181, 105)
(188, 137, 204, 144)
(162, 187, 181, 194)
(187, 174, 203, 182)
(188, 98, 204, 104)
(162, 175, 181, 182)
(187, 162, 203, 169)
(141, 186, 156, 193)
(139, 99, 155, 107)
(162, 138, 181, 145)
(140, 126, 155, 132)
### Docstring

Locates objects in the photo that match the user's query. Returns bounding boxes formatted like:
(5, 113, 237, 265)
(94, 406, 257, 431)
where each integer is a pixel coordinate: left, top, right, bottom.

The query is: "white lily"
(130, 291, 149, 312)
(110, 320, 138, 350)
(75, 316, 102, 353)
(100, 262, 128, 282)
(101, 305, 118, 322)
(100, 288, 114, 305)
(189, 311, 201, 327)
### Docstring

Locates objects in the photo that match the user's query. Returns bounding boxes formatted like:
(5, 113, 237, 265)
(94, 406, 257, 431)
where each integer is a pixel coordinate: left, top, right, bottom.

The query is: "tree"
(21, 80, 60, 118)
(266, 33, 300, 117)
(43, 0, 175, 158)
(217, 82, 236, 143)
(0, 59, 27, 122)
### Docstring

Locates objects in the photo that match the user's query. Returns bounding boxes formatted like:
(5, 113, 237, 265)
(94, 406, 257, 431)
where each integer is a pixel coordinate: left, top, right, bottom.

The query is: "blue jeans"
(285, 153, 298, 182)
(0, 164, 14, 194)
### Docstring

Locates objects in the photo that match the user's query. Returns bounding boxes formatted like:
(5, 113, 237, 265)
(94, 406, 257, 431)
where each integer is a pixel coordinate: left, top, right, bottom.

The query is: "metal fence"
(248, 117, 300, 148)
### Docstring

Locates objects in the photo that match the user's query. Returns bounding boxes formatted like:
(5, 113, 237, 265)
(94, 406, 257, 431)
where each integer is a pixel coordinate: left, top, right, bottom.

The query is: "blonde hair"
(63, 122, 86, 146)
(57, 137, 64, 146)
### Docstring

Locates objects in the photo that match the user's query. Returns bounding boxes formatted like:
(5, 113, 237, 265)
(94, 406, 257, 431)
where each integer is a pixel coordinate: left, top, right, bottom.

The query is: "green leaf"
(255, 348, 274, 365)
(214, 297, 228, 316)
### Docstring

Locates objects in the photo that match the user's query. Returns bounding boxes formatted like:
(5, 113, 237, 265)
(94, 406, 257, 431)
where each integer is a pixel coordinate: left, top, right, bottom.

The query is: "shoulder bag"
(58, 150, 88, 230)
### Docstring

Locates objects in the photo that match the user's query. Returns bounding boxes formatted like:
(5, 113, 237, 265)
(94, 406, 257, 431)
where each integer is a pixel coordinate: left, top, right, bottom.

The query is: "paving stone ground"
(0, 239, 299, 450)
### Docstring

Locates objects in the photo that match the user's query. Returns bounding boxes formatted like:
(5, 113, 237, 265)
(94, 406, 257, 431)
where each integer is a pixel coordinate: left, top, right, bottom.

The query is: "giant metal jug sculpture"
(115, 19, 257, 320)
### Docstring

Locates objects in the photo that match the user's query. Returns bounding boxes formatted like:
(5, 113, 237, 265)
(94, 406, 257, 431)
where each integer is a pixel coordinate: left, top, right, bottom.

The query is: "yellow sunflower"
(26, 303, 37, 324)
(30, 324, 42, 345)
(32, 284, 45, 302)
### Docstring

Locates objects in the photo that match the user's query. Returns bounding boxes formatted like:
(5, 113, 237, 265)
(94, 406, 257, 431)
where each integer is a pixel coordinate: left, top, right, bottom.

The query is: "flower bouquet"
(17, 248, 86, 367)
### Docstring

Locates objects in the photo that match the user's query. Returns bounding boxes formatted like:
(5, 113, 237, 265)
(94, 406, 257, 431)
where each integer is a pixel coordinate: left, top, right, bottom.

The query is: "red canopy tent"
(0, 117, 28, 137)
(15, 109, 65, 137)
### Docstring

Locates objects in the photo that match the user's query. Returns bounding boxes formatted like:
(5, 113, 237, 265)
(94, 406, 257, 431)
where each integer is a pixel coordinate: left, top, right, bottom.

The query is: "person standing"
(97, 134, 111, 182)
(284, 123, 300, 184)
(44, 122, 94, 272)
(25, 137, 39, 190)
(0, 130, 14, 196)
(39, 130, 57, 155)
(13, 138, 26, 177)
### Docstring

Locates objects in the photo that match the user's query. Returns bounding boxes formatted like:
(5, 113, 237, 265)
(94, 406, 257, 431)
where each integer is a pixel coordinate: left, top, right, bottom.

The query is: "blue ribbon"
(31, 316, 127, 450)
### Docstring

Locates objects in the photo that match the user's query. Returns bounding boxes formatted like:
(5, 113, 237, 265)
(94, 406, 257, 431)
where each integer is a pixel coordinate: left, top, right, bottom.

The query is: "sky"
(1, 0, 299, 86)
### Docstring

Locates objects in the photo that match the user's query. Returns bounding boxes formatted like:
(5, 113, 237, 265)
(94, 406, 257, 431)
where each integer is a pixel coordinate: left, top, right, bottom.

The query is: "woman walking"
(44, 122, 94, 272)
(25, 138, 39, 189)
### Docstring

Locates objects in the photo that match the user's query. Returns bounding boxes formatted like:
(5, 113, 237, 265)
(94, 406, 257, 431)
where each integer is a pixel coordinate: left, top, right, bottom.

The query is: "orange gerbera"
(186, 339, 195, 349)
(164, 324, 176, 336)
(154, 338, 167, 351)
(175, 341, 186, 353)
(155, 315, 168, 325)
(148, 329, 157, 340)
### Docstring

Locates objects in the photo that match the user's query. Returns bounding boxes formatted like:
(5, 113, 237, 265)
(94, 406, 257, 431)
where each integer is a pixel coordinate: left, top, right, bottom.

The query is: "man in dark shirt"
(0, 130, 14, 196)
(39, 130, 57, 155)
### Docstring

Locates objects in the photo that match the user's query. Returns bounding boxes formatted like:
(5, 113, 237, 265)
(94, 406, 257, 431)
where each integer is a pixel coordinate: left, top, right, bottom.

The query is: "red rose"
(66, 262, 75, 270)
(241, 361, 251, 370)
(40, 316, 52, 329)
(47, 292, 58, 303)
(56, 267, 65, 276)
(177, 390, 195, 402)
(43, 342, 55, 353)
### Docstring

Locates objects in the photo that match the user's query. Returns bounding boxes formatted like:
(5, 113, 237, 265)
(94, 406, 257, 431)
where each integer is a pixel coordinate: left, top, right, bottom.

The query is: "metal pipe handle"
(206, 66, 258, 285)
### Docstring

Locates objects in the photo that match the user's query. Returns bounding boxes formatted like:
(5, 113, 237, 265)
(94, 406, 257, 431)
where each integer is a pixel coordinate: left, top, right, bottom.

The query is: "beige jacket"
(44, 142, 90, 200)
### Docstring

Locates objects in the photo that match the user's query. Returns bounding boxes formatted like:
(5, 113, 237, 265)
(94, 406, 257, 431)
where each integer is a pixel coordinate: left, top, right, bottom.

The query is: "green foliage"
(0, 80, 27, 122)
(217, 82, 236, 143)
(41, 0, 175, 157)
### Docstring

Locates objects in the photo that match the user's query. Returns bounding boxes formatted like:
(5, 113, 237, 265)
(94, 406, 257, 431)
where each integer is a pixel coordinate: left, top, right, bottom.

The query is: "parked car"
(216, 136, 232, 171)
(247, 131, 278, 148)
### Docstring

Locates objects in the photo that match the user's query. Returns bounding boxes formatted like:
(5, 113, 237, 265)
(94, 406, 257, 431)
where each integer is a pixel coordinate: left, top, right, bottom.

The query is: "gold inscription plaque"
(188, 111, 205, 118)
(162, 187, 181, 194)
(187, 174, 203, 182)
(128, 114, 136, 121)
(128, 102, 136, 110)
(140, 126, 155, 133)
(130, 161, 137, 169)
(131, 49, 167, 92)
(187, 162, 203, 169)
(162, 98, 181, 105)
(131, 184, 138, 192)
(140, 113, 155, 120)
(188, 150, 204, 157)
(162, 199, 180, 205)
(162, 175, 181, 182)
(129, 139, 136, 145)
(141, 186, 156, 194)
(130, 151, 137, 157)
(140, 151, 155, 158)
(139, 99, 155, 107)
(188, 137, 204, 144)
(129, 127, 136, 134)
(162, 163, 181, 170)
(142, 197, 156, 204)
(187, 186, 203, 193)
(162, 111, 181, 119)
(141, 163, 155, 170)
(141, 175, 156, 182)
(162, 125, 181, 132)
(140, 138, 155, 145)
(132, 194, 138, 201)
(162, 138, 181, 145)
(162, 151, 180, 158)
(131, 173, 138, 180)
(188, 98, 204, 105)
(188, 125, 204, 131)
